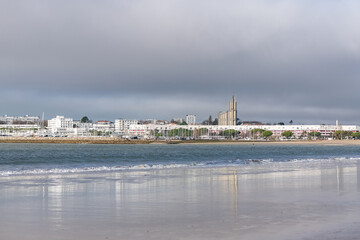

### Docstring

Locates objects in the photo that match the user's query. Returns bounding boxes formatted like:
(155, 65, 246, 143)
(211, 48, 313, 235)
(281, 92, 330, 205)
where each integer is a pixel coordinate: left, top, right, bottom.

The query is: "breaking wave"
(1, 157, 359, 177)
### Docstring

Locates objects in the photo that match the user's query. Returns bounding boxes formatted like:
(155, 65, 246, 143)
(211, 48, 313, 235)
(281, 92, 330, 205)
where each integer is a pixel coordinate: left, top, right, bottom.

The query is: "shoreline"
(1, 163, 360, 240)
(1, 136, 360, 145)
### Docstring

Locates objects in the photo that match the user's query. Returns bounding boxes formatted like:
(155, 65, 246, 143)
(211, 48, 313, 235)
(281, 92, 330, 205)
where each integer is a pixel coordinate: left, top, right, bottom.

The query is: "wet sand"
(1, 161, 360, 240)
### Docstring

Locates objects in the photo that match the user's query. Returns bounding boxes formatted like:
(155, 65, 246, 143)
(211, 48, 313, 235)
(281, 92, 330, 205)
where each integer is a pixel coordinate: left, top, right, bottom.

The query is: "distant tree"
(251, 128, 265, 139)
(308, 131, 321, 139)
(81, 116, 90, 123)
(201, 120, 209, 125)
(352, 132, 360, 139)
(179, 122, 188, 125)
(334, 130, 343, 139)
(282, 131, 293, 139)
(213, 118, 218, 125)
(344, 131, 353, 138)
(278, 122, 285, 125)
(223, 129, 238, 138)
(236, 118, 241, 125)
(250, 129, 264, 134)
(262, 130, 273, 140)
(195, 128, 209, 137)
(300, 131, 307, 139)
(89, 130, 102, 136)
(171, 119, 184, 125)
(151, 129, 163, 138)
(251, 128, 265, 134)
(334, 130, 353, 139)
(289, 120, 293, 125)
(167, 128, 193, 138)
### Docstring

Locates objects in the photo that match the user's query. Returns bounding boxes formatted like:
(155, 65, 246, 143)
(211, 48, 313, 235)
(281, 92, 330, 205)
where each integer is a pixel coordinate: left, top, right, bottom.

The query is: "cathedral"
(218, 96, 237, 125)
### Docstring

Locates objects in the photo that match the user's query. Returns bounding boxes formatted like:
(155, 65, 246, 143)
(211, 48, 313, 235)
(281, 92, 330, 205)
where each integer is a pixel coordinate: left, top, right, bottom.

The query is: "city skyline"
(0, 110, 356, 127)
(1, 1, 359, 124)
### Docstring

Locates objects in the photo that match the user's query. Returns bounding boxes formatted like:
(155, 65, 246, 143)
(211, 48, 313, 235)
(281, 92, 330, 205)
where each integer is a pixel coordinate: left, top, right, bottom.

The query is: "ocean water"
(0, 143, 360, 176)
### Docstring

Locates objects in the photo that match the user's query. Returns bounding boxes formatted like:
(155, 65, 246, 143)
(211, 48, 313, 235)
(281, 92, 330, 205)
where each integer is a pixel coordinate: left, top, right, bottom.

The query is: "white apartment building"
(0, 115, 41, 124)
(185, 115, 196, 125)
(73, 121, 93, 136)
(0, 124, 41, 136)
(47, 116, 74, 134)
(115, 119, 138, 133)
(93, 121, 114, 133)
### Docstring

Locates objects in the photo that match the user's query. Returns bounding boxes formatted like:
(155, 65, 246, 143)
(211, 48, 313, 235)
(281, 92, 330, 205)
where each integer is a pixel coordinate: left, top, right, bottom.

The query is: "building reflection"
(357, 160, 360, 192)
(4, 161, 360, 236)
(320, 161, 345, 193)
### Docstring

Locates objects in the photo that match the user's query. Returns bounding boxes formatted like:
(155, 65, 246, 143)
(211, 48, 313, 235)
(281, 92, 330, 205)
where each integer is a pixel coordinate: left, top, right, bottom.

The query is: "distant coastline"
(1, 136, 360, 145)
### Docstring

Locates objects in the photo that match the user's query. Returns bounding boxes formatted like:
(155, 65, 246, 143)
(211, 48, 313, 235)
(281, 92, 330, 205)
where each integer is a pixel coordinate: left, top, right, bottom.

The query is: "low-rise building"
(93, 120, 114, 133)
(0, 124, 41, 136)
(0, 115, 41, 125)
(126, 123, 360, 139)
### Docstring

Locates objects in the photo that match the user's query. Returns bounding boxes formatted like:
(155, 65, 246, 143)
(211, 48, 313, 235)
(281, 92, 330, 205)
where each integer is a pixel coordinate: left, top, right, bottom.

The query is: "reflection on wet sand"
(358, 161, 360, 192)
(1, 161, 360, 240)
(320, 160, 360, 193)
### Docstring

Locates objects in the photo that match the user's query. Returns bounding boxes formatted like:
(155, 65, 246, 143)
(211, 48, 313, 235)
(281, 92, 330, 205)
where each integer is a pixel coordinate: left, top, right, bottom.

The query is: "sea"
(1, 143, 360, 176)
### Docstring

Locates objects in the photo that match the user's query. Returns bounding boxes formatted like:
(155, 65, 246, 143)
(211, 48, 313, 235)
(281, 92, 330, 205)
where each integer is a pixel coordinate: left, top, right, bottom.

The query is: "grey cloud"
(0, 0, 359, 123)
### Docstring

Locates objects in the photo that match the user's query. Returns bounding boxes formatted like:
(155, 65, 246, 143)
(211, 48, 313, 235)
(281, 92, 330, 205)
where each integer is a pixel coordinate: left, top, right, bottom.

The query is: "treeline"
(333, 130, 360, 139)
(150, 128, 360, 140)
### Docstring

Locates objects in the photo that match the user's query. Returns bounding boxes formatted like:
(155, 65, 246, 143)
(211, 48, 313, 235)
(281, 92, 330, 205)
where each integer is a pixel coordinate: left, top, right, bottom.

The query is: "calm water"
(1, 143, 360, 176)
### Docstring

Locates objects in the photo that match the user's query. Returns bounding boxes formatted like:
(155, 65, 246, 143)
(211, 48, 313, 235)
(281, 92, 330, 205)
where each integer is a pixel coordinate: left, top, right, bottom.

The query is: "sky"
(1, 0, 359, 124)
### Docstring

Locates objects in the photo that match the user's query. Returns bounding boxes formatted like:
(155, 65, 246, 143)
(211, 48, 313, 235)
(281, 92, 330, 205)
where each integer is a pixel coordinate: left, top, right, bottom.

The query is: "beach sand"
(1, 161, 360, 240)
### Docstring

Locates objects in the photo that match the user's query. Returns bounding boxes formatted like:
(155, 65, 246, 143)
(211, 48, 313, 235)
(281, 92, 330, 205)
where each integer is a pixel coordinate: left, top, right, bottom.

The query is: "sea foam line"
(0, 157, 359, 177)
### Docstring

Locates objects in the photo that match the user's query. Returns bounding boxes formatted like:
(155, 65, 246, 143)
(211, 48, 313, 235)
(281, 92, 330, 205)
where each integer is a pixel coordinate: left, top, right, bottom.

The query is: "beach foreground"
(1, 160, 360, 240)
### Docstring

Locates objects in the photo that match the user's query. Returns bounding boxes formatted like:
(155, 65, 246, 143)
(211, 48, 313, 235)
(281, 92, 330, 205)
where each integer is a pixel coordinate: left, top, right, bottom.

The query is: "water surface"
(1, 143, 360, 175)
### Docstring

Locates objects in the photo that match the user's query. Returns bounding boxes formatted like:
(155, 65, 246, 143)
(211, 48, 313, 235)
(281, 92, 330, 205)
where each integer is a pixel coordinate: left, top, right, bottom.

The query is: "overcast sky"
(1, 0, 359, 124)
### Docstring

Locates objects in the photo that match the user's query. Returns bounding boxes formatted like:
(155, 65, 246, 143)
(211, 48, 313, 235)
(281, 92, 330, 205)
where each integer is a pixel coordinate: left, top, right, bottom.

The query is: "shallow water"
(1, 143, 360, 176)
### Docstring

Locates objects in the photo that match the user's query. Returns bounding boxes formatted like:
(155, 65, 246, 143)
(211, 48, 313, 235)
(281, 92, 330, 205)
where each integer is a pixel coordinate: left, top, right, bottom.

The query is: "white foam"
(1, 157, 359, 177)
(0, 163, 199, 176)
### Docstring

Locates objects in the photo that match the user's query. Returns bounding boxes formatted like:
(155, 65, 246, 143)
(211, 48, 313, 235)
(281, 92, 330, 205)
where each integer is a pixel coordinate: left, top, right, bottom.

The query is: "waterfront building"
(115, 119, 138, 133)
(126, 122, 360, 139)
(218, 96, 237, 125)
(72, 121, 93, 136)
(47, 116, 74, 134)
(185, 115, 196, 125)
(93, 120, 114, 133)
(0, 124, 41, 136)
(0, 115, 41, 125)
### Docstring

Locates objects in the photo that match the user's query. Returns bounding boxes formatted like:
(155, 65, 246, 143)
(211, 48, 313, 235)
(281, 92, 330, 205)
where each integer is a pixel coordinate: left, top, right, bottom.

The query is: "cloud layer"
(1, 0, 359, 123)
